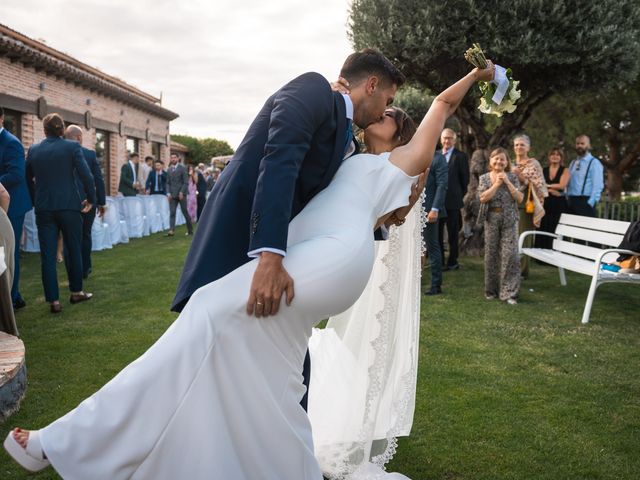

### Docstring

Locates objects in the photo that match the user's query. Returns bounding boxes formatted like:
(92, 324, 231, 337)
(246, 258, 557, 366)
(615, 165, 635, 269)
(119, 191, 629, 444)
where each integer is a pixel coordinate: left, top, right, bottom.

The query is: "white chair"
(91, 215, 112, 251)
(117, 197, 144, 239)
(155, 195, 170, 230)
(141, 196, 162, 234)
(105, 197, 128, 245)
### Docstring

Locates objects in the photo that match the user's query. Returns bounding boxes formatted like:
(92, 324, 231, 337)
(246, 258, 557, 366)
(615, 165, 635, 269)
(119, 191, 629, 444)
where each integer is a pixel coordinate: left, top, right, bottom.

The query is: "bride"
(4, 61, 494, 479)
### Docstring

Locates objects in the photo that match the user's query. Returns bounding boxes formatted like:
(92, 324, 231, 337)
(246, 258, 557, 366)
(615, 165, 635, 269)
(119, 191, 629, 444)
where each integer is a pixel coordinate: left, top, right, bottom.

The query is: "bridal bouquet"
(464, 43, 521, 117)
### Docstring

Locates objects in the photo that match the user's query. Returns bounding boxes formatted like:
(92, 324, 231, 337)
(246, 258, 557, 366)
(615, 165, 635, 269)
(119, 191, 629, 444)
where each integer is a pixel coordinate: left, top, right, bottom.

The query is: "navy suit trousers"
(7, 211, 25, 303)
(36, 210, 83, 302)
(439, 209, 461, 267)
(424, 221, 443, 288)
(63, 207, 96, 277)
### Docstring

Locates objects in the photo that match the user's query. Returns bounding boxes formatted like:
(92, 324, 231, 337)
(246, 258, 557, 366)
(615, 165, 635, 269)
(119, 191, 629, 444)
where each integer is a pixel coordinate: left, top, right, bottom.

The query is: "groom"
(171, 48, 405, 408)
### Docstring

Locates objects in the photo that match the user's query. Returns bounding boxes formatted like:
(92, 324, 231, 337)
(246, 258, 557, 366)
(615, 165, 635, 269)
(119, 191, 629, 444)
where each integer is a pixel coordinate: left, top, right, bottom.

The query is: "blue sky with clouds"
(3, 0, 353, 148)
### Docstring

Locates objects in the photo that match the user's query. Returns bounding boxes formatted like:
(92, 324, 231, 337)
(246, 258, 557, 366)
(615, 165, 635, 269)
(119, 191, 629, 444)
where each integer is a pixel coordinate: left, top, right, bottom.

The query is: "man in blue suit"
(172, 49, 405, 409)
(145, 160, 167, 195)
(26, 113, 96, 314)
(0, 107, 32, 310)
(64, 125, 107, 279)
(423, 153, 448, 295)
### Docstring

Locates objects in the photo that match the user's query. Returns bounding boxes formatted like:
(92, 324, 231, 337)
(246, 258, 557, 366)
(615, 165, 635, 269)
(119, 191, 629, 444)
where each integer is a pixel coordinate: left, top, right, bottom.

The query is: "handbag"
(525, 184, 535, 214)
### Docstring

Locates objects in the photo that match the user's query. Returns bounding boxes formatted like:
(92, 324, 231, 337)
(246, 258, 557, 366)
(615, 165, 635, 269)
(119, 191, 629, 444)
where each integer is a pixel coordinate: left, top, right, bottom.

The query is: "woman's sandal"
(3, 429, 50, 472)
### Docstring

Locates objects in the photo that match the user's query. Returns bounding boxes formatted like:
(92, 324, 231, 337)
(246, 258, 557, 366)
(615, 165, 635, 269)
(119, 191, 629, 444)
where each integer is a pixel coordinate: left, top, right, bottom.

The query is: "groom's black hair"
(339, 48, 405, 88)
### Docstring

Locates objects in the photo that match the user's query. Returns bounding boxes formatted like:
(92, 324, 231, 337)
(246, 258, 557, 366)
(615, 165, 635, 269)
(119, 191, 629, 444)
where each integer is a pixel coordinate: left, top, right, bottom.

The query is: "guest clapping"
(25, 113, 96, 313)
(146, 160, 167, 195)
(511, 134, 547, 278)
(536, 148, 570, 249)
(478, 148, 523, 305)
(118, 153, 141, 197)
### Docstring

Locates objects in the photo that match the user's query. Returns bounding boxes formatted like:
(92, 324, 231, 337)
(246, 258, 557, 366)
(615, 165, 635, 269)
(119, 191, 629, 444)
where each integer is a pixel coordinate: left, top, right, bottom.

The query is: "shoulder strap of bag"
(580, 158, 594, 195)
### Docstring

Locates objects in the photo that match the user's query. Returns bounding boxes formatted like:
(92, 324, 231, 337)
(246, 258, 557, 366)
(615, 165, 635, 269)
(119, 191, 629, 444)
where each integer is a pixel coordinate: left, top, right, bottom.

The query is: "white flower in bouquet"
(464, 44, 520, 117)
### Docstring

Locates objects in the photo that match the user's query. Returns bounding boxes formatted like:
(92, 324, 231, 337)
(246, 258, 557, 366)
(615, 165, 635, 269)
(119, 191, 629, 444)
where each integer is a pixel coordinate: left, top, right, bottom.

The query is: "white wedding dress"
(38, 152, 418, 480)
(309, 198, 424, 480)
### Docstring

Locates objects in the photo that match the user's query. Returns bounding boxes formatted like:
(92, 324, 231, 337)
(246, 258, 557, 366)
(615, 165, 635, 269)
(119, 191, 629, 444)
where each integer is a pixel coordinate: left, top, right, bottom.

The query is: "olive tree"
(350, 0, 640, 251)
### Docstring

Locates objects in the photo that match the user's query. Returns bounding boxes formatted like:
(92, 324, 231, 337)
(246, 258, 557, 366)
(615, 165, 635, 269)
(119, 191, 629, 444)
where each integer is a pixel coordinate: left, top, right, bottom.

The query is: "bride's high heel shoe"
(3, 428, 50, 472)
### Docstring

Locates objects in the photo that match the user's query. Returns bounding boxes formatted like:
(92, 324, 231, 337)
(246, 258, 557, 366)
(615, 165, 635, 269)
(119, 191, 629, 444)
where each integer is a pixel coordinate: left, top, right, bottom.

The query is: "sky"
(2, 0, 354, 148)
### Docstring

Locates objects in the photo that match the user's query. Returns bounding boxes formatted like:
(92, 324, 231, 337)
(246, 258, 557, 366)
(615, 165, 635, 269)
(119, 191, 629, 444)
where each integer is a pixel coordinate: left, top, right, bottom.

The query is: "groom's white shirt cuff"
(248, 247, 286, 258)
(247, 96, 355, 259)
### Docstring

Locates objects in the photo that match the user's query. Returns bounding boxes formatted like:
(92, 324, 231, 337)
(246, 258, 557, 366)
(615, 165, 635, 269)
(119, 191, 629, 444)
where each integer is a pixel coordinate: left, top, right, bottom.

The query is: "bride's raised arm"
(389, 63, 495, 176)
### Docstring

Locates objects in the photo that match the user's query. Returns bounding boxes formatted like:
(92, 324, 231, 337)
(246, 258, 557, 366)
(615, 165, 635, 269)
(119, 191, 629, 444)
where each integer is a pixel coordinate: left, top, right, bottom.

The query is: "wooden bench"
(518, 213, 639, 324)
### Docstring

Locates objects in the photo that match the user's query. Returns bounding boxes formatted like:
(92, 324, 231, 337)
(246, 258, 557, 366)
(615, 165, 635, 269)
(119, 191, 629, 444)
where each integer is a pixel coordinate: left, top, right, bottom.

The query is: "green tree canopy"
(350, 0, 640, 151)
(524, 78, 640, 198)
(171, 134, 234, 165)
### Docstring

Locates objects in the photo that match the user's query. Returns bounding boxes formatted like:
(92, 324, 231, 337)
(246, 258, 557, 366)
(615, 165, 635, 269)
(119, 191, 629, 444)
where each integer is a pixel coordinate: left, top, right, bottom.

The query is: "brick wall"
(1, 56, 173, 195)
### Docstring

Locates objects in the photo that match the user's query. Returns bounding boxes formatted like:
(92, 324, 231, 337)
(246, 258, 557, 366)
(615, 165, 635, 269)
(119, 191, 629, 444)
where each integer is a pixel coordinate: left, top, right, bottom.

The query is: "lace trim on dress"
(313, 197, 424, 479)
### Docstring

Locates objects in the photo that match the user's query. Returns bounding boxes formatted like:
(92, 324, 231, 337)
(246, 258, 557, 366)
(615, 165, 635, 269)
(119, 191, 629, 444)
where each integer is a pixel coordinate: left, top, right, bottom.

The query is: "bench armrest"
(518, 230, 559, 252)
(593, 248, 640, 275)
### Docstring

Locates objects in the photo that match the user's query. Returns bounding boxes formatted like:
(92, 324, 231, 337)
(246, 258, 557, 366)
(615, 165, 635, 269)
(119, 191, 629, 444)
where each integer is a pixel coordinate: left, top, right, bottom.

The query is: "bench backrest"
(552, 214, 629, 262)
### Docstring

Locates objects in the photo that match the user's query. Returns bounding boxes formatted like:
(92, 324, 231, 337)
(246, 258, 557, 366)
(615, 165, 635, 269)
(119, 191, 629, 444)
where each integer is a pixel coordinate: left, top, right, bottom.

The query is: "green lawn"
(1, 227, 639, 479)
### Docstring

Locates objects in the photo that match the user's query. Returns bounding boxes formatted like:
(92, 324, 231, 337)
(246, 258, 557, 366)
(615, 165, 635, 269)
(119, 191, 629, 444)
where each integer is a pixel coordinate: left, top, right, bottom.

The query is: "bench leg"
(581, 276, 600, 324)
(558, 267, 567, 286)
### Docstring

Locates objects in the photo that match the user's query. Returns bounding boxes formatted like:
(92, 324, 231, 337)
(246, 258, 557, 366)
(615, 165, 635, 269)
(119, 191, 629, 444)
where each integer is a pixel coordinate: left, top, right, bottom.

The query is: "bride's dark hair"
(387, 107, 416, 147)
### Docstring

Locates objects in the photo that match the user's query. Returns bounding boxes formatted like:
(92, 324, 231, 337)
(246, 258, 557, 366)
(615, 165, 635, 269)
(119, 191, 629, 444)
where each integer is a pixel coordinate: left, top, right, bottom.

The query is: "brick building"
(0, 23, 178, 195)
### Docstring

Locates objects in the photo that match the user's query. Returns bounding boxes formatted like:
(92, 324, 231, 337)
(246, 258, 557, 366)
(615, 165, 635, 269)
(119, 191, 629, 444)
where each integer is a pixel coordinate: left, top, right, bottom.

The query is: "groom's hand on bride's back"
(247, 252, 295, 318)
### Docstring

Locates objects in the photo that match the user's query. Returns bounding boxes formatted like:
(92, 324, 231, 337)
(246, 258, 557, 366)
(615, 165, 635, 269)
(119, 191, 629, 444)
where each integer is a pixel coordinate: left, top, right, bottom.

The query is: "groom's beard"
(576, 147, 588, 156)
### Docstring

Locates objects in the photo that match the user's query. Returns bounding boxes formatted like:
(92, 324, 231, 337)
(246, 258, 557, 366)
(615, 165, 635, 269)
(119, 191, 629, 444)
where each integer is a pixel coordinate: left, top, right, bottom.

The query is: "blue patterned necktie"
(344, 118, 353, 157)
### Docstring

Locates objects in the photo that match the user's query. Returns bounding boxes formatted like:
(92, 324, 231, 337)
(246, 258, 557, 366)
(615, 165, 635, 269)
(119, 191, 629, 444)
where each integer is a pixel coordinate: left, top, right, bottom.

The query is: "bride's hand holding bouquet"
(465, 44, 521, 117)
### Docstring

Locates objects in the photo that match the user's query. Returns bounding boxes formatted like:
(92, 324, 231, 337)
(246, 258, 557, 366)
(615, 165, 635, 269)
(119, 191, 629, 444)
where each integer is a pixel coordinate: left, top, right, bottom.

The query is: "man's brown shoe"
(50, 302, 62, 314)
(69, 292, 93, 304)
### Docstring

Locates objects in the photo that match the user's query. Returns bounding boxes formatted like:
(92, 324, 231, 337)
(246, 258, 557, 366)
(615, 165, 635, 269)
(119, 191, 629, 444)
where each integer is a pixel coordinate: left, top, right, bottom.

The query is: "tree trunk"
(606, 168, 624, 200)
(460, 149, 489, 256)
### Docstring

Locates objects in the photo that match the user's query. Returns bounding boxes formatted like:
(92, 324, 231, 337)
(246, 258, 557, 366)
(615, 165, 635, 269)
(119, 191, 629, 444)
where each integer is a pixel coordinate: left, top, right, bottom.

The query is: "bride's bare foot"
(4, 427, 50, 472)
(13, 428, 47, 459)
(13, 428, 29, 449)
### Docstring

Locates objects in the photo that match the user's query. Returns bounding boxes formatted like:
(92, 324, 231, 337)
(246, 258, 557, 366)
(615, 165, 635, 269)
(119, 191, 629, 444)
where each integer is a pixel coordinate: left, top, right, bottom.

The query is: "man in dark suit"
(423, 153, 448, 295)
(64, 125, 107, 279)
(437, 128, 469, 271)
(0, 107, 32, 310)
(171, 49, 404, 410)
(25, 113, 96, 313)
(118, 152, 140, 197)
(145, 160, 167, 195)
(166, 154, 193, 236)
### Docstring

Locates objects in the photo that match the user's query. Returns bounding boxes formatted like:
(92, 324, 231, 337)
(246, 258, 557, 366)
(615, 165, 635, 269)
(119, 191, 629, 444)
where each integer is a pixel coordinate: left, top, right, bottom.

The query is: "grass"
(1, 227, 639, 479)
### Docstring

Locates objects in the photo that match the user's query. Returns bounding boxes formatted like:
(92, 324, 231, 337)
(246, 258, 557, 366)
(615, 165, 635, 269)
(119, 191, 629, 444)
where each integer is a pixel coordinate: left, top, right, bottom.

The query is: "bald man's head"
(64, 125, 83, 143)
(575, 134, 591, 156)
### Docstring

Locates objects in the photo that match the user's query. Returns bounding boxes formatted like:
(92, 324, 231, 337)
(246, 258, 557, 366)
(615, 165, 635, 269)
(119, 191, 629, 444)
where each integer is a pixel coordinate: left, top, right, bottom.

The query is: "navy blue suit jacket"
(437, 148, 469, 211)
(75, 147, 106, 206)
(172, 72, 348, 311)
(146, 170, 167, 195)
(26, 137, 97, 212)
(0, 128, 32, 217)
(423, 153, 449, 217)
